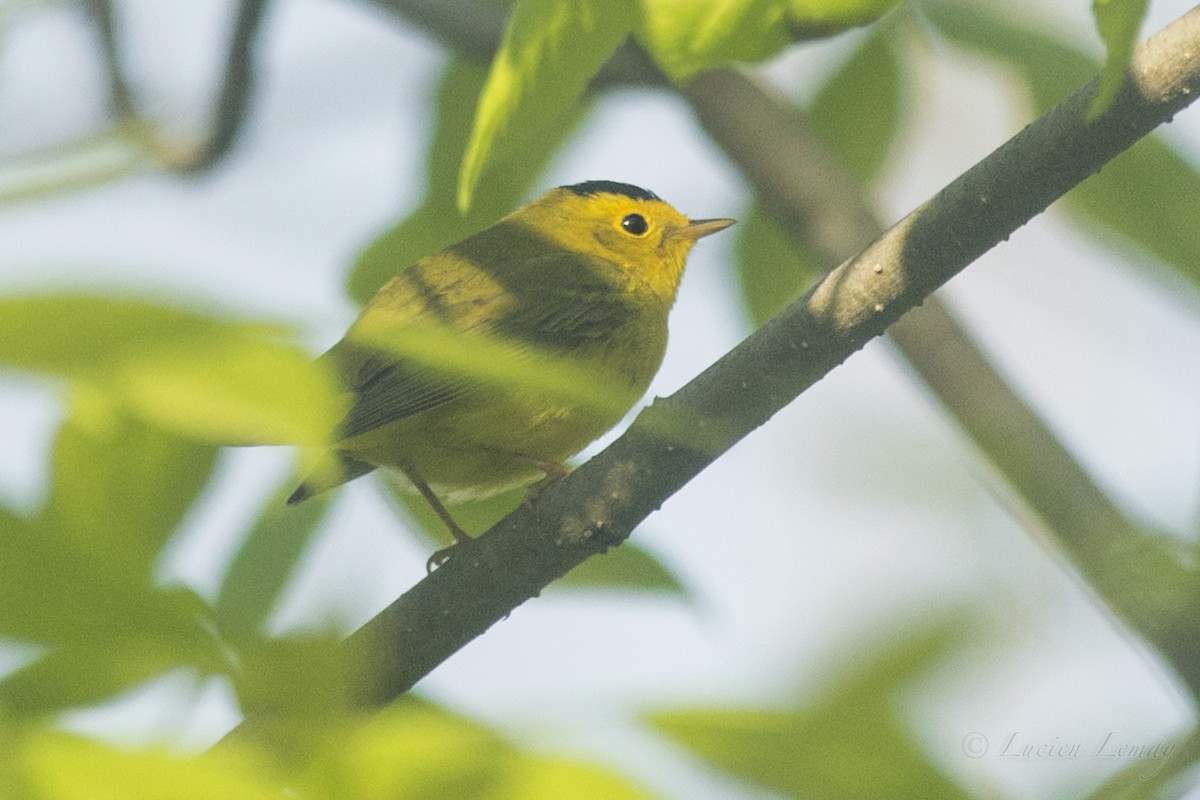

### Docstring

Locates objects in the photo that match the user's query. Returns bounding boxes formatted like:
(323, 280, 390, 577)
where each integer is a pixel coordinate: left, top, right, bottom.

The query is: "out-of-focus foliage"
(637, 0, 900, 83)
(457, 0, 902, 204)
(0, 296, 342, 447)
(650, 620, 973, 799)
(456, 0, 638, 210)
(1091, 0, 1151, 115)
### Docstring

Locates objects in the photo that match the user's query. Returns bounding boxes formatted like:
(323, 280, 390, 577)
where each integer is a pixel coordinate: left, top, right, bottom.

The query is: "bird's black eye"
(620, 213, 649, 236)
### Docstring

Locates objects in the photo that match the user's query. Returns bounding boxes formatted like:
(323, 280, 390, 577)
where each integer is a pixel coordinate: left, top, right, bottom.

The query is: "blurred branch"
(82, 0, 135, 118)
(328, 7, 1200, 706)
(176, 0, 271, 172)
(361, 0, 664, 87)
(360, 0, 504, 61)
(82, 0, 271, 172)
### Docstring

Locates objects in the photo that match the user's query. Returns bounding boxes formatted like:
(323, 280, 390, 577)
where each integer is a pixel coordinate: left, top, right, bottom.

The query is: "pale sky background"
(1, 1, 1200, 798)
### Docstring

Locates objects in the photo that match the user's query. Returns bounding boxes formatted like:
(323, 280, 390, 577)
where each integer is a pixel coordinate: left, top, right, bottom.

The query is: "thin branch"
(83, 0, 271, 172)
(176, 0, 271, 172)
(82, 0, 136, 119)
(334, 7, 1200, 706)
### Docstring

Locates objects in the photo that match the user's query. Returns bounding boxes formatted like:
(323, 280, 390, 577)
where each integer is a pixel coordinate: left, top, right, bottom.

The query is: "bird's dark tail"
(287, 454, 377, 505)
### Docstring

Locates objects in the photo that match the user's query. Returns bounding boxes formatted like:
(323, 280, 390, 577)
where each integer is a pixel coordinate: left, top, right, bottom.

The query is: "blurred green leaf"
(494, 753, 654, 800)
(809, 16, 905, 184)
(639, 0, 795, 82)
(1090, 0, 1148, 117)
(19, 730, 284, 800)
(119, 334, 341, 447)
(312, 702, 509, 798)
(45, 399, 217, 583)
(349, 59, 584, 304)
(0, 295, 274, 377)
(649, 620, 971, 799)
(347, 320, 637, 423)
(214, 483, 333, 643)
(922, 1, 1093, 110)
(1065, 138, 1200, 289)
(0, 499, 211, 658)
(0, 400, 225, 715)
(307, 701, 651, 799)
(554, 541, 687, 596)
(924, 1, 1200, 292)
(786, 0, 900, 39)
(736, 205, 824, 327)
(0, 587, 221, 718)
(639, 0, 898, 81)
(233, 632, 350, 763)
(457, 0, 637, 210)
(0, 294, 341, 446)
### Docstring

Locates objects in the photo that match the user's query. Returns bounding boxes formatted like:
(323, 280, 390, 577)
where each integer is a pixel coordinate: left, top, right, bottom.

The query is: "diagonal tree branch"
(682, 67, 1200, 692)
(336, 7, 1200, 706)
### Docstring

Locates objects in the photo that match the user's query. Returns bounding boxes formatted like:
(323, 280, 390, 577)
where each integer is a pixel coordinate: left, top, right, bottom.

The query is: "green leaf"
(233, 633, 349, 732)
(809, 16, 905, 184)
(638, 0, 898, 81)
(45, 399, 217, 583)
(638, 0, 794, 82)
(305, 702, 505, 798)
(308, 701, 652, 799)
(786, 0, 900, 39)
(1064, 135, 1200, 290)
(0, 295, 271, 377)
(649, 620, 972, 799)
(457, 0, 637, 210)
(554, 541, 687, 596)
(19, 731, 285, 800)
(0, 587, 222, 718)
(494, 754, 653, 800)
(0, 459, 213, 657)
(0, 294, 341, 446)
(735, 205, 824, 327)
(118, 334, 341, 447)
(213, 482, 333, 643)
(349, 59, 584, 305)
(1090, 0, 1149, 118)
(922, 1, 1094, 110)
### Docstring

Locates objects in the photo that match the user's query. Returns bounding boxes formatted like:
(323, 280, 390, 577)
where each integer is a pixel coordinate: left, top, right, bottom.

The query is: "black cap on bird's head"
(561, 180, 662, 203)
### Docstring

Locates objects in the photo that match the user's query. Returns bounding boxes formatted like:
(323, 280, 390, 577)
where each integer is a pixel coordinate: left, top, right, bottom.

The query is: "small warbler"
(289, 180, 733, 566)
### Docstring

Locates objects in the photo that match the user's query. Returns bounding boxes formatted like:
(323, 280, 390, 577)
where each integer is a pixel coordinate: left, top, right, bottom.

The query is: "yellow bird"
(289, 181, 734, 566)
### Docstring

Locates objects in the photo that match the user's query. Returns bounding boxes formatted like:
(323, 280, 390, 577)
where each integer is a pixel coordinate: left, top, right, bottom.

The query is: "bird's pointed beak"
(679, 217, 736, 241)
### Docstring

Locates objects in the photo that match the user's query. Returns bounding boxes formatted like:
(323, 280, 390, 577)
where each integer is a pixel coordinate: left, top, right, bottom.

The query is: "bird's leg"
(522, 460, 572, 502)
(405, 468, 471, 572)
